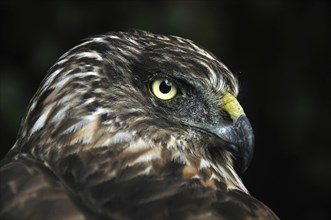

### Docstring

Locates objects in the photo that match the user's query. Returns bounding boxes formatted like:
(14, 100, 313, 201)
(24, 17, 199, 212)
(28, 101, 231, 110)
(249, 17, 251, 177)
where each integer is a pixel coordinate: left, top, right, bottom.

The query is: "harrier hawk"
(0, 30, 278, 219)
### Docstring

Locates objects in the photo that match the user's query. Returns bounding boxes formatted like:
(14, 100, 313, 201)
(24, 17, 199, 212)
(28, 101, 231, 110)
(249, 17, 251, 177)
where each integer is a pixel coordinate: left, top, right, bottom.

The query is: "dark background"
(0, 1, 330, 219)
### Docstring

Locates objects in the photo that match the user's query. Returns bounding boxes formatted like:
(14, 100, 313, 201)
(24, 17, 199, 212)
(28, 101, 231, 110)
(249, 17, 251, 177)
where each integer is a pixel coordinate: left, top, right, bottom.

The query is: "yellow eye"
(151, 78, 178, 100)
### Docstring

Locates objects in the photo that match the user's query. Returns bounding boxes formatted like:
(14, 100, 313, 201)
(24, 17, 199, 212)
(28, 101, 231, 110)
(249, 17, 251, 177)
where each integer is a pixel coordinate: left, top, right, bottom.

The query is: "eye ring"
(150, 78, 178, 100)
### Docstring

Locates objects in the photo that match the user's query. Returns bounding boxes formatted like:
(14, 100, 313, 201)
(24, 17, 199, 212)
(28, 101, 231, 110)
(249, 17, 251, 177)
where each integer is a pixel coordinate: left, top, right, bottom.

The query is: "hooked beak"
(209, 93, 254, 173)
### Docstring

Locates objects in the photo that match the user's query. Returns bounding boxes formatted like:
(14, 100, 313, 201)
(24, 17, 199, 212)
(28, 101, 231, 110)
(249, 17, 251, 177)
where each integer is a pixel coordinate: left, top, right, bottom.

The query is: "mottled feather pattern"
(0, 155, 89, 220)
(1, 30, 278, 219)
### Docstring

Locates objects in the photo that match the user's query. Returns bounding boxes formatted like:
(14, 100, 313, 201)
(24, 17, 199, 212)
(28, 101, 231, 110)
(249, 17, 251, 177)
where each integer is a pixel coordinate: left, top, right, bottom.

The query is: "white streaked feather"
(69, 134, 93, 145)
(30, 104, 54, 134)
(100, 131, 133, 147)
(210, 173, 220, 181)
(62, 109, 108, 135)
(90, 37, 108, 43)
(171, 151, 189, 164)
(126, 138, 150, 151)
(129, 149, 161, 166)
(195, 59, 225, 91)
(50, 105, 70, 124)
(63, 119, 89, 134)
(199, 159, 211, 169)
(109, 35, 120, 40)
(43, 68, 63, 88)
(135, 165, 153, 176)
(71, 71, 99, 78)
(75, 51, 103, 61)
(128, 38, 139, 46)
(188, 41, 216, 61)
(211, 163, 248, 193)
(52, 74, 72, 89)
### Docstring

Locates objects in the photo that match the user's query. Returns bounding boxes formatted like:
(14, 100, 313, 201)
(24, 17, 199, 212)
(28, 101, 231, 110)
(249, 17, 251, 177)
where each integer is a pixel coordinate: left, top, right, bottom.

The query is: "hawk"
(0, 30, 278, 219)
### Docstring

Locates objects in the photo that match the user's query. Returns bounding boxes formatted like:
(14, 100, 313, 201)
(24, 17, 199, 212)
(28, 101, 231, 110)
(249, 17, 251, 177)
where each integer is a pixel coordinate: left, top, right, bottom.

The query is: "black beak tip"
(234, 115, 255, 173)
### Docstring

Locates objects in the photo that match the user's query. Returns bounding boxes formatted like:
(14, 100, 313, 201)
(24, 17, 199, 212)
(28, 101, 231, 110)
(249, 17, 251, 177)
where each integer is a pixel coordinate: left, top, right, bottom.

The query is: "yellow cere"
(151, 78, 178, 100)
(221, 92, 245, 120)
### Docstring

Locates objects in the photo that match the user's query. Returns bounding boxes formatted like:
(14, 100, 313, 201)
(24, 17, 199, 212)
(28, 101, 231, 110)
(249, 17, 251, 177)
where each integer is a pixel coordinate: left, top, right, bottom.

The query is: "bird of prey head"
(1, 30, 278, 219)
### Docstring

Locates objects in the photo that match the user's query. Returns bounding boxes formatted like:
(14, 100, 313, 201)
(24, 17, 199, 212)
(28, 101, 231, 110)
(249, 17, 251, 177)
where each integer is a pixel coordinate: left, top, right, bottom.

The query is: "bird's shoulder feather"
(0, 155, 100, 220)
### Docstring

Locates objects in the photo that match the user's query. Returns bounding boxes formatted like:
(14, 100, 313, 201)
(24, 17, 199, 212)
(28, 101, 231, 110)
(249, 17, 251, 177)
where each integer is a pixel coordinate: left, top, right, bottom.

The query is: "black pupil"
(159, 80, 172, 94)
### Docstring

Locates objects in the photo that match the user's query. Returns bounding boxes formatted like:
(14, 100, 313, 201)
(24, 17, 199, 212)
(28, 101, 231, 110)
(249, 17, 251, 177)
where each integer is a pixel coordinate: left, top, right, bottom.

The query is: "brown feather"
(1, 30, 279, 219)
